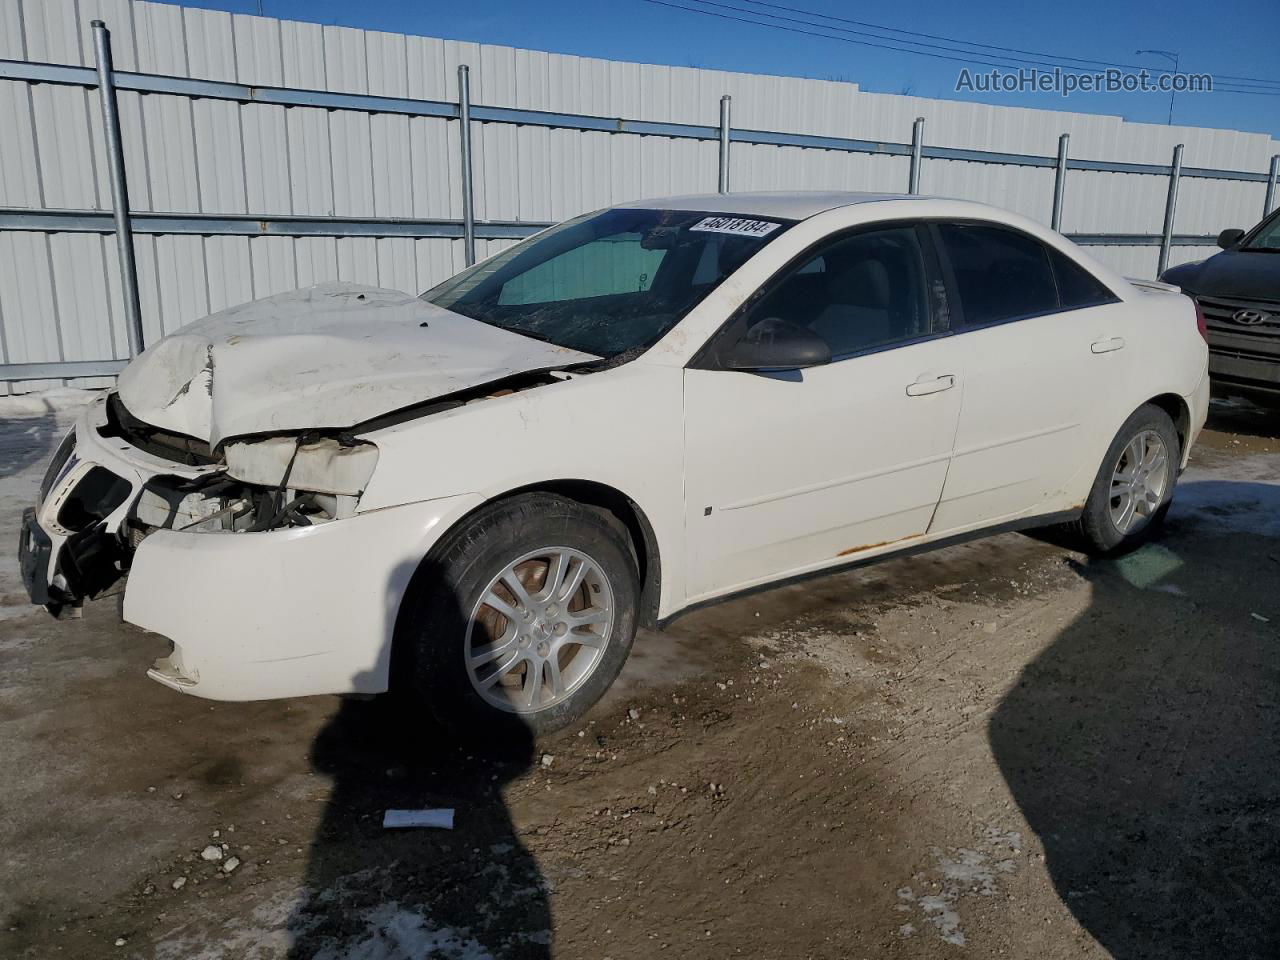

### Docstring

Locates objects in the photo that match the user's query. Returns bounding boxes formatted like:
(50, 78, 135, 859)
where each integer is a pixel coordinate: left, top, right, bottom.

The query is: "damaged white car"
(20, 192, 1209, 733)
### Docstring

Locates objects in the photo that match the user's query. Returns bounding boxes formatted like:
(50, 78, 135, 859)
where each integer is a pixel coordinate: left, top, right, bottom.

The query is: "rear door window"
(936, 223, 1059, 325)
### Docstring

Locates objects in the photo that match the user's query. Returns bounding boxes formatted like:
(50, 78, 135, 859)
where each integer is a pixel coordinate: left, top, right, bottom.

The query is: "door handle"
(905, 374, 956, 397)
(1091, 336, 1126, 354)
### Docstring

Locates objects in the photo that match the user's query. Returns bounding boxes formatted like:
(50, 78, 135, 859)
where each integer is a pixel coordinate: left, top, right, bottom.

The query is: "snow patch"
(893, 826, 1020, 948)
(312, 903, 494, 960)
(0, 387, 102, 418)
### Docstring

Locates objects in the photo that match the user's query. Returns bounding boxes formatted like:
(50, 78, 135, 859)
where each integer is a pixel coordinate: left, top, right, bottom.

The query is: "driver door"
(682, 223, 964, 601)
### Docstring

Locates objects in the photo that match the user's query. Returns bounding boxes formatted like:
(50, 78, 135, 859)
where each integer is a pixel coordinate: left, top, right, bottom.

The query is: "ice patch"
(153, 879, 507, 960)
(1174, 454, 1280, 538)
(312, 903, 493, 960)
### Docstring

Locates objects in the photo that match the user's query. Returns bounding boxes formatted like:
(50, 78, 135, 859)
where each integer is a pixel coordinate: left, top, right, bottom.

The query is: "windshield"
(422, 208, 792, 358)
(1243, 211, 1280, 251)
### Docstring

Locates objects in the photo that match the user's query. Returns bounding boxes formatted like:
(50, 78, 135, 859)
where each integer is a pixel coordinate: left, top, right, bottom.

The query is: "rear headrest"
(828, 258, 891, 308)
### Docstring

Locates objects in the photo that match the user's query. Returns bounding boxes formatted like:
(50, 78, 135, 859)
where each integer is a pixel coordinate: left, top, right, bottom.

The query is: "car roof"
(614, 191, 924, 220)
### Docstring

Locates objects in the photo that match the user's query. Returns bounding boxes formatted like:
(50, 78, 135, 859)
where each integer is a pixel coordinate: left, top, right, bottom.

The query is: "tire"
(1072, 403, 1180, 555)
(397, 492, 639, 740)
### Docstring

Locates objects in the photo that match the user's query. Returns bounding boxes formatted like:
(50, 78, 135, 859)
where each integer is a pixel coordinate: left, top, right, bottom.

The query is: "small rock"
(211, 829, 220, 839)
(142, 884, 155, 896)
(223, 857, 241, 874)
(171, 877, 186, 891)
(647, 785, 657, 796)
(628, 708, 641, 721)
(540, 754, 554, 768)
(115, 938, 127, 947)
(1252, 612, 1271, 623)
(200, 845, 224, 862)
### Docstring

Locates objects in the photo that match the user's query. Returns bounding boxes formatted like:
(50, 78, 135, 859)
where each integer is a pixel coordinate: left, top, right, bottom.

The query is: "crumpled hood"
(116, 282, 597, 447)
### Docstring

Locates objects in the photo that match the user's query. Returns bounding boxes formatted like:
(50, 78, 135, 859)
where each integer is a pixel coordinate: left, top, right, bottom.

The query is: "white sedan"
(20, 192, 1209, 734)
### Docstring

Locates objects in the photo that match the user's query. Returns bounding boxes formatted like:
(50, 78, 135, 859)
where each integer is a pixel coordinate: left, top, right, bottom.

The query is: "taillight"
(1193, 299, 1208, 342)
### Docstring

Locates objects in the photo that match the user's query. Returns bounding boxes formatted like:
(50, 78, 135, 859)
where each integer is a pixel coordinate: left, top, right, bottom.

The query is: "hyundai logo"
(1232, 308, 1273, 326)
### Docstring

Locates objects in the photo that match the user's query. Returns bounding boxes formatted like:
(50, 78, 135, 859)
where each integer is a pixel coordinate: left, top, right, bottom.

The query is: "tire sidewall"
(1082, 405, 1180, 553)
(404, 494, 639, 738)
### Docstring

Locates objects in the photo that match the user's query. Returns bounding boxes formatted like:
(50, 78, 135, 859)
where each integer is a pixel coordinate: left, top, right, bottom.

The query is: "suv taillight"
(1193, 299, 1208, 342)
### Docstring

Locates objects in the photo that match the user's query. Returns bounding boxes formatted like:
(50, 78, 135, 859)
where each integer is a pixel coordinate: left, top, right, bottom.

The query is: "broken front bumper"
(20, 399, 219, 609)
(18, 509, 53, 606)
(22, 396, 486, 701)
(124, 491, 483, 701)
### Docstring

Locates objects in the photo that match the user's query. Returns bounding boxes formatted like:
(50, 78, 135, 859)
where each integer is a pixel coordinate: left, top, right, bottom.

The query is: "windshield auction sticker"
(689, 216, 781, 238)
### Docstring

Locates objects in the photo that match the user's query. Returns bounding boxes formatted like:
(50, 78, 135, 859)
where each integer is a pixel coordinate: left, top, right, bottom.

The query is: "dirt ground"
(1, 393, 1277, 960)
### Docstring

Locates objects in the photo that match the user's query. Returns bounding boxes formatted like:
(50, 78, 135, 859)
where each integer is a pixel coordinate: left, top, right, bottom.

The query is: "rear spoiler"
(1127, 277, 1181, 294)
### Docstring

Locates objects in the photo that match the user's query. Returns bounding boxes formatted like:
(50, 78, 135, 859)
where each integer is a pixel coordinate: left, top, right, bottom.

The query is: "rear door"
(929, 222, 1131, 533)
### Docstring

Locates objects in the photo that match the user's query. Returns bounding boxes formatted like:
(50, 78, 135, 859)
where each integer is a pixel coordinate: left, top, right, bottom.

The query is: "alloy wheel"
(465, 547, 614, 713)
(1109, 430, 1170, 535)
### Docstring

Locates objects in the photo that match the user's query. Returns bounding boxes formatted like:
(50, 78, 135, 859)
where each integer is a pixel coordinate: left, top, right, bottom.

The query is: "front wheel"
(398, 493, 639, 738)
(1073, 403, 1180, 554)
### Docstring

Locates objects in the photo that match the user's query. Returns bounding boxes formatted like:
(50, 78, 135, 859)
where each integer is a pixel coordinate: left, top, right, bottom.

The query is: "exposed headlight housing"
(223, 436, 379, 497)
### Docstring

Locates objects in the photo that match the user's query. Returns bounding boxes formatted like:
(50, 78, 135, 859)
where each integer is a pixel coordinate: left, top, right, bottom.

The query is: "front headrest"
(827, 258, 891, 308)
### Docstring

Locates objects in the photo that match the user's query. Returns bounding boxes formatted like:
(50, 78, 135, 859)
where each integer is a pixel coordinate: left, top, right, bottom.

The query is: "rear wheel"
(398, 493, 639, 738)
(1073, 404, 1180, 554)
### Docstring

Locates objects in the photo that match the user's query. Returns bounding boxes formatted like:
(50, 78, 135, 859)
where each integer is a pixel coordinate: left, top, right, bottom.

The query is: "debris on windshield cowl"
(383, 808, 455, 830)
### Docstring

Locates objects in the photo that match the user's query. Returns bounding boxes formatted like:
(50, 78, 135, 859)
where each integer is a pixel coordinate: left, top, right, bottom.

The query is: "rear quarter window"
(1048, 247, 1118, 308)
(937, 223, 1059, 325)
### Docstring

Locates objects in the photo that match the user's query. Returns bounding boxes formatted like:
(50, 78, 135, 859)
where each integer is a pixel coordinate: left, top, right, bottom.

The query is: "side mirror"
(722, 317, 832, 371)
(1217, 228, 1245, 249)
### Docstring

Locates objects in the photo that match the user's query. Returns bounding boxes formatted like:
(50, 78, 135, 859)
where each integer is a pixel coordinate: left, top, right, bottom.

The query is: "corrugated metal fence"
(1, 0, 1278, 391)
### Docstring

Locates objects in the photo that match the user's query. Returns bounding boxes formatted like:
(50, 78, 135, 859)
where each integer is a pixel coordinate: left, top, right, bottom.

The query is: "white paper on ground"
(383, 808, 455, 829)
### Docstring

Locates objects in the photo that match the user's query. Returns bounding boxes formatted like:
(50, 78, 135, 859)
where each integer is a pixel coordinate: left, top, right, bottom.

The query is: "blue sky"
(159, 0, 1280, 139)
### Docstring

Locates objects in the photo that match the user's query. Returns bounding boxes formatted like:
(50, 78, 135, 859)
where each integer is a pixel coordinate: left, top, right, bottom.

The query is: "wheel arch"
(1144, 392, 1191, 463)
(399, 479, 664, 637)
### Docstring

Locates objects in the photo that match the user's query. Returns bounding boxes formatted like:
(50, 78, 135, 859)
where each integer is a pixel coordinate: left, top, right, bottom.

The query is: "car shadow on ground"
(990, 481, 1280, 960)
(1204, 395, 1280, 440)
(285, 559, 552, 958)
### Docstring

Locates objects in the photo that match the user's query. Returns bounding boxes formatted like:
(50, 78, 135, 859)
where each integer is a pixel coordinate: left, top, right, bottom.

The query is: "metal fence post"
(908, 117, 924, 194)
(718, 95, 732, 194)
(1051, 133, 1069, 232)
(457, 64, 476, 266)
(1157, 143, 1184, 277)
(1265, 155, 1279, 217)
(92, 20, 145, 358)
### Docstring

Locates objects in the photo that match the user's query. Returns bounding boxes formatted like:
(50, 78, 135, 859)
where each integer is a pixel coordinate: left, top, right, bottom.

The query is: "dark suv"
(1161, 209, 1280, 403)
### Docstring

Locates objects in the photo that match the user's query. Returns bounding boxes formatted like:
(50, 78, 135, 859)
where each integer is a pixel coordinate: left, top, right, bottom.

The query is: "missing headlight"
(57, 466, 132, 532)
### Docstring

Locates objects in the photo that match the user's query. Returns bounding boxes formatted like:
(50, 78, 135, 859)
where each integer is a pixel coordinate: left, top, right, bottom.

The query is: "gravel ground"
(1, 392, 1277, 960)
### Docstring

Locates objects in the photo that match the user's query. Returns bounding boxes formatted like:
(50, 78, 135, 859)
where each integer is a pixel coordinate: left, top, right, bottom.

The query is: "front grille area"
(1197, 295, 1280, 338)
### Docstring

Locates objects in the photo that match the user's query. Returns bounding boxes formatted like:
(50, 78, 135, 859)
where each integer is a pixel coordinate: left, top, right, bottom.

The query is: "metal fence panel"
(1, 0, 1278, 389)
